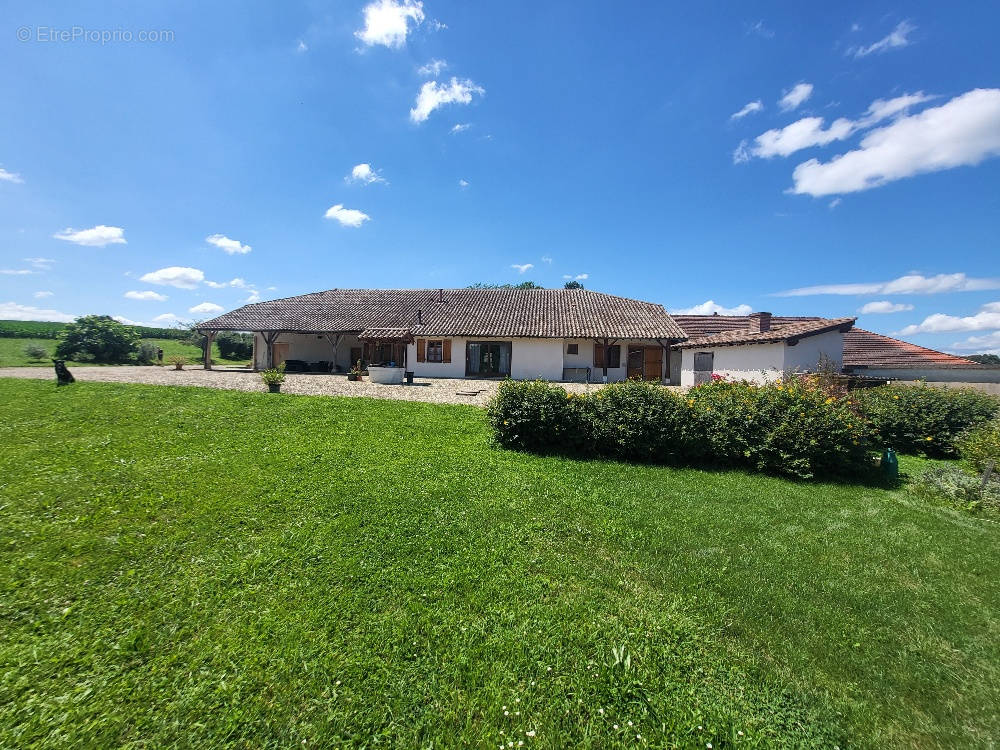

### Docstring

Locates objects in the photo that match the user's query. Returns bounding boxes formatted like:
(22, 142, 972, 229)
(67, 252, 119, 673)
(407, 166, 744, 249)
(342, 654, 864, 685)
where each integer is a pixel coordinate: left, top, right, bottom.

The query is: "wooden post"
(203, 331, 216, 371)
(329, 333, 342, 371)
(264, 331, 280, 369)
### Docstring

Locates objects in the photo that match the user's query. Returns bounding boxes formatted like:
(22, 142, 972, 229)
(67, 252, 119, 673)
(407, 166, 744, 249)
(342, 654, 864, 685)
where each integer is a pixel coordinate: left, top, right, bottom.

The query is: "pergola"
(357, 327, 414, 369)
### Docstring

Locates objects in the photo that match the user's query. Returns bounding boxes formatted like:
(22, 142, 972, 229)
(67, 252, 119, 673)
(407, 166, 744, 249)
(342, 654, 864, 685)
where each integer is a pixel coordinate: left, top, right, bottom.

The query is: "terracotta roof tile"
(844, 329, 985, 370)
(199, 288, 686, 340)
(673, 317, 855, 349)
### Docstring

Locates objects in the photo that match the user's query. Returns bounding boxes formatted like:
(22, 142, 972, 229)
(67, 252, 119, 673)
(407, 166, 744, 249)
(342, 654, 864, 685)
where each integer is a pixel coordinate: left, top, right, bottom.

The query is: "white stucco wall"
(784, 330, 844, 374)
(679, 342, 785, 386)
(405, 337, 469, 379)
(512, 339, 564, 380)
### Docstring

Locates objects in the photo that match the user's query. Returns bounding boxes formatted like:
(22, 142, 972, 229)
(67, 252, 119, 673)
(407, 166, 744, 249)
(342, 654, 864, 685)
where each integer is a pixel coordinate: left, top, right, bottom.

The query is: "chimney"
(438, 288, 444, 303)
(417, 309, 422, 325)
(748, 311, 772, 333)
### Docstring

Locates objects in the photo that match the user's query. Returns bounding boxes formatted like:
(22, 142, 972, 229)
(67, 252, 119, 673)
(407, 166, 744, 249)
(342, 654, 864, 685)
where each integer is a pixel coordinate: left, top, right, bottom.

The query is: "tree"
(967, 353, 1000, 367)
(563, 280, 585, 289)
(216, 332, 254, 360)
(54, 316, 140, 362)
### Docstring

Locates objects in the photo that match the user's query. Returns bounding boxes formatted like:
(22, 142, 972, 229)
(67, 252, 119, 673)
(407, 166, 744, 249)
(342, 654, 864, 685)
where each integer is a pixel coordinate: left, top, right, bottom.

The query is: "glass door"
(466, 342, 512, 376)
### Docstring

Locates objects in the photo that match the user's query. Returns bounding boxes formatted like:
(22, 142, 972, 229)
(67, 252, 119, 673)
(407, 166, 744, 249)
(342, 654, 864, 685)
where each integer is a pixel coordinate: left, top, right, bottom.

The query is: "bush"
(854, 384, 998, 458)
(916, 466, 1000, 514)
(487, 378, 873, 479)
(216, 332, 253, 360)
(55, 316, 140, 363)
(958, 417, 1000, 473)
(135, 341, 161, 364)
(23, 343, 48, 361)
(167, 355, 187, 370)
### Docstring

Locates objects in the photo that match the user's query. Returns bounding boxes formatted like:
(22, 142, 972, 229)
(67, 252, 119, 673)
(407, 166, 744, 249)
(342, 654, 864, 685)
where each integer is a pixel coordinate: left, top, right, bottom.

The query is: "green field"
(2, 379, 998, 747)
(0, 337, 249, 368)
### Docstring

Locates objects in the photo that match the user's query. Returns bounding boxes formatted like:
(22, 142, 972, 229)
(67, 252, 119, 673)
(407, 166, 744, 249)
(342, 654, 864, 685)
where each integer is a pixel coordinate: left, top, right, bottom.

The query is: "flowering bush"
(958, 416, 1000, 472)
(853, 385, 998, 458)
(487, 378, 873, 479)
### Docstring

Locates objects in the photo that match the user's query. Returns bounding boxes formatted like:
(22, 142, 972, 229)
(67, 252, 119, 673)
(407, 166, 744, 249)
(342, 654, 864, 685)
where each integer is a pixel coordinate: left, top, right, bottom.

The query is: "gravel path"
(0, 366, 612, 406)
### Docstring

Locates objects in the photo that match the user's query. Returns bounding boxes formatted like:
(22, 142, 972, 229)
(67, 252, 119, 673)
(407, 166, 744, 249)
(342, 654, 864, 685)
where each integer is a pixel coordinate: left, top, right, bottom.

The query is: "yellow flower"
(893, 395, 899, 400)
(926, 436, 933, 441)
(824, 397, 834, 404)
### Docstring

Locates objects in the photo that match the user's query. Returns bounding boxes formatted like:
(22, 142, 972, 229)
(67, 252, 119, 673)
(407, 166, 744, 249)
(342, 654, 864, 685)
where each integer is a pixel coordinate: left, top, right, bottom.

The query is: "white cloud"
(730, 100, 763, 120)
(562, 273, 589, 281)
(851, 20, 915, 58)
(204, 277, 248, 289)
(790, 89, 1000, 196)
(450, 123, 470, 134)
(355, 0, 424, 48)
(23, 257, 55, 270)
(418, 59, 447, 76)
(828, 198, 842, 209)
(0, 269, 32, 275)
(113, 315, 144, 327)
(458, 179, 469, 188)
(410, 78, 484, 123)
(33, 291, 53, 299)
(189, 302, 224, 315)
(206, 234, 252, 255)
(296, 40, 308, 53)
(950, 330, 1000, 353)
(671, 300, 754, 316)
(152, 313, 182, 324)
(53, 225, 126, 247)
(541, 255, 553, 264)
(125, 290, 168, 302)
(779, 83, 813, 112)
(244, 289, 261, 303)
(858, 300, 913, 314)
(0, 301, 74, 323)
(898, 302, 1000, 334)
(346, 163, 386, 185)
(140, 266, 206, 289)
(0, 167, 24, 184)
(746, 20, 774, 39)
(776, 272, 1000, 297)
(324, 204, 370, 227)
(511, 263, 534, 274)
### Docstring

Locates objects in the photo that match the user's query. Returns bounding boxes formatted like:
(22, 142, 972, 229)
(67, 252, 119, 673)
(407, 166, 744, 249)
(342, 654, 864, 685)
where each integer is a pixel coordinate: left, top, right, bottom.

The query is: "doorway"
(693, 351, 714, 385)
(466, 341, 512, 376)
(627, 346, 664, 381)
(627, 347, 645, 379)
(272, 343, 290, 368)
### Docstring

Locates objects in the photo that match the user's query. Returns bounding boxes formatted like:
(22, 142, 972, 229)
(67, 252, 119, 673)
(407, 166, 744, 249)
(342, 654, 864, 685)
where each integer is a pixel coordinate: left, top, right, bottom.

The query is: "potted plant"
(348, 360, 363, 382)
(260, 363, 286, 393)
(167, 355, 187, 371)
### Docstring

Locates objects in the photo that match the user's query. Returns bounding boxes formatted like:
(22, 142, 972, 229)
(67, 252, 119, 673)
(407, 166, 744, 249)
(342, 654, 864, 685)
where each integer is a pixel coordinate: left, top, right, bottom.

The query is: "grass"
(1, 379, 998, 748)
(0, 337, 250, 367)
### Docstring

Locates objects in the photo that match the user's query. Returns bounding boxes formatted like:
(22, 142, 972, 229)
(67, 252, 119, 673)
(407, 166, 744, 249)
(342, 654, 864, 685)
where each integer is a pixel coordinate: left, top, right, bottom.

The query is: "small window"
(426, 340, 444, 362)
(566, 343, 579, 355)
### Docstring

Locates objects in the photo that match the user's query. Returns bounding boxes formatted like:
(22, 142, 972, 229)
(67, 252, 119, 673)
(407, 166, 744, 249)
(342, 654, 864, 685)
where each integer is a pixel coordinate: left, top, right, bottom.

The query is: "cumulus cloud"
(346, 163, 386, 185)
(324, 204, 370, 227)
(206, 234, 252, 255)
(730, 100, 763, 120)
(410, 78, 484, 123)
(562, 273, 589, 281)
(511, 263, 534, 274)
(189, 302, 224, 315)
(152, 313, 183, 324)
(0, 301, 74, 322)
(671, 300, 754, 316)
(450, 123, 470, 134)
(53, 225, 126, 247)
(897, 302, 1000, 335)
(418, 59, 447, 76)
(113, 315, 144, 326)
(244, 289, 261, 304)
(779, 83, 813, 112)
(0, 167, 24, 184)
(140, 266, 206, 289)
(458, 179, 469, 188)
(204, 277, 247, 289)
(296, 40, 308, 53)
(858, 300, 913, 314)
(125, 290, 168, 302)
(850, 20, 915, 58)
(776, 272, 1000, 297)
(950, 330, 1000, 354)
(790, 89, 1000, 196)
(355, 0, 424, 48)
(33, 291, 53, 299)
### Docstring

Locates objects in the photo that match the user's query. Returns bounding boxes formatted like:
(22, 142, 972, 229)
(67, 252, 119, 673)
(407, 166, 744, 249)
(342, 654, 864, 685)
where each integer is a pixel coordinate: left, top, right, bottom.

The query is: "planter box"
(367, 366, 405, 385)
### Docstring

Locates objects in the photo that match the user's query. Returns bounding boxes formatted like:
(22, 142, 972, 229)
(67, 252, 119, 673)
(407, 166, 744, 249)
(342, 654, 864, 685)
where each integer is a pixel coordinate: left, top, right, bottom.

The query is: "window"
(566, 343, 579, 355)
(593, 344, 621, 369)
(466, 341, 512, 376)
(426, 340, 443, 362)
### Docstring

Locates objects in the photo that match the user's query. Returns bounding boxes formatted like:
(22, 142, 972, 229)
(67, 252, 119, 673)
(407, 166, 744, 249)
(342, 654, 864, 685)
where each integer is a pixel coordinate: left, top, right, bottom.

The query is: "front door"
(693, 351, 714, 385)
(627, 347, 644, 379)
(466, 342, 512, 377)
(272, 343, 290, 368)
(644, 346, 663, 381)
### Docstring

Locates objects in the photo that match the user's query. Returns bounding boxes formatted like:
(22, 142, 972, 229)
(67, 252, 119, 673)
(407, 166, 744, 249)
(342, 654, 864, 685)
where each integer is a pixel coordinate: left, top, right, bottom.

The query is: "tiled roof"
(673, 317, 855, 349)
(672, 314, 823, 338)
(198, 288, 686, 340)
(844, 329, 985, 370)
(358, 327, 414, 341)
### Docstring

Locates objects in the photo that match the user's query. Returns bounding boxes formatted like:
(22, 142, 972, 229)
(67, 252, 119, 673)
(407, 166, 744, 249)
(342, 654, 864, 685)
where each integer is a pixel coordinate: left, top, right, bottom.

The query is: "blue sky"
(2, 0, 998, 353)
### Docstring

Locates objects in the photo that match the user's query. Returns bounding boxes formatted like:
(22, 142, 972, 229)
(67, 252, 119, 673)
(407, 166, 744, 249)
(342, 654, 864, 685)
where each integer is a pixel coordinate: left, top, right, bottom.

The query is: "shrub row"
(958, 416, 1000, 473)
(487, 378, 872, 479)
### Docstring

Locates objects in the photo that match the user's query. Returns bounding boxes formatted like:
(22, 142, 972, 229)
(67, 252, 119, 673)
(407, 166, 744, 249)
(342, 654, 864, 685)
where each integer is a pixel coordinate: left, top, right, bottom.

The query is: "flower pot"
(267, 383, 282, 393)
(348, 373, 361, 381)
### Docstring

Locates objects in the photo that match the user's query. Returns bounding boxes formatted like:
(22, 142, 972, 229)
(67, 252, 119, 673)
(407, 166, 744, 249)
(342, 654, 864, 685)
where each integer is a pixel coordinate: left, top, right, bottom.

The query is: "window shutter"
(417, 338, 426, 362)
(442, 339, 452, 363)
(594, 344, 605, 368)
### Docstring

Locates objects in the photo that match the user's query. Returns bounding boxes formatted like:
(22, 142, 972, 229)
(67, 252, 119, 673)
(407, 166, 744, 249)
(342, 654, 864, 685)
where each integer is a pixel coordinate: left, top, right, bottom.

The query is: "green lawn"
(1, 380, 998, 748)
(0, 337, 249, 367)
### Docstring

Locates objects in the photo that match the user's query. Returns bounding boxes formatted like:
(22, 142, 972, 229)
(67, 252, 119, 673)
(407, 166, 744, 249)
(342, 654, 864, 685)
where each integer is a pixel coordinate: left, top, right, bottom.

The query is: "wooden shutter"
(644, 347, 662, 380)
(442, 339, 452, 363)
(594, 344, 605, 368)
(416, 338, 426, 362)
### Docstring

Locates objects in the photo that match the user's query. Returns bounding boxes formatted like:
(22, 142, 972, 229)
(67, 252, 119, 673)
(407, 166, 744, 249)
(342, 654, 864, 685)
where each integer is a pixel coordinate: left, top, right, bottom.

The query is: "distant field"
(0, 319, 189, 340)
(0, 337, 249, 367)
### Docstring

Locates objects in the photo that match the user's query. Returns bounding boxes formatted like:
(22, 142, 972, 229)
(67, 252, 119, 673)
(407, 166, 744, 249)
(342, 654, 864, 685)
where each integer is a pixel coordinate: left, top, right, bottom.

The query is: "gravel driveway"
(0, 366, 610, 406)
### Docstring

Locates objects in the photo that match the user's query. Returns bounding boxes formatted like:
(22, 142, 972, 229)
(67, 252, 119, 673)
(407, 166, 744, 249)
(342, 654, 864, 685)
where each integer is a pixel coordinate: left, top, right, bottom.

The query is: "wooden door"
(272, 343, 290, 368)
(643, 346, 663, 381)
(693, 351, 713, 385)
(627, 347, 644, 379)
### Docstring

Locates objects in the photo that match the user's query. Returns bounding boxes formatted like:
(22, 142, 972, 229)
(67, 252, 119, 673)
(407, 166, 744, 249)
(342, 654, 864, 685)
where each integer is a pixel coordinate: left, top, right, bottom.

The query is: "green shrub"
(916, 466, 1000, 514)
(55, 315, 140, 363)
(958, 416, 1000, 473)
(216, 332, 253, 360)
(135, 341, 160, 365)
(854, 385, 999, 457)
(23, 343, 48, 361)
(486, 378, 873, 479)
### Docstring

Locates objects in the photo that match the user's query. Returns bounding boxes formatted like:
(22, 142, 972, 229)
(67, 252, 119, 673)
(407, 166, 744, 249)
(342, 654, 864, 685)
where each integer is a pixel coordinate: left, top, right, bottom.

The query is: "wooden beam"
(203, 330, 216, 371)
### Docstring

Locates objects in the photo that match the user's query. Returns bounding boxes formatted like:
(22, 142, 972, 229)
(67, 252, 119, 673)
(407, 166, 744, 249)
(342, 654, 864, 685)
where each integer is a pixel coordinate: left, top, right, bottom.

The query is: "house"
(197, 288, 686, 382)
(842, 328, 998, 383)
(670, 312, 854, 386)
